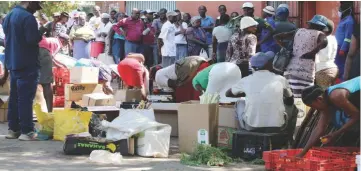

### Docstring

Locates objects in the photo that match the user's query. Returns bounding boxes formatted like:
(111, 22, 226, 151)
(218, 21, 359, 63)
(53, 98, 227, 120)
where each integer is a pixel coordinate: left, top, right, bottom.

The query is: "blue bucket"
(73, 40, 91, 60)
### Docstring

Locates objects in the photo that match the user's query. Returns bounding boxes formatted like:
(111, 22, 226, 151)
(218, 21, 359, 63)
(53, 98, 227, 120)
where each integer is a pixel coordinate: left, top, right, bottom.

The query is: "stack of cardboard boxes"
(0, 77, 9, 122)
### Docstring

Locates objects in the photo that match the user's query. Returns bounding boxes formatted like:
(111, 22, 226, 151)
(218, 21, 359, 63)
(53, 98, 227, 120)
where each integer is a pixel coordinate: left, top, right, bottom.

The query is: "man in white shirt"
(226, 51, 297, 133)
(96, 13, 112, 42)
(159, 12, 178, 67)
(89, 6, 102, 32)
(174, 10, 188, 61)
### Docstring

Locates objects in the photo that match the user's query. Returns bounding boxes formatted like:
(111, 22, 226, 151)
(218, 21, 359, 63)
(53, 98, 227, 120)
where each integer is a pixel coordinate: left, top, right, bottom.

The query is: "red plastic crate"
(263, 148, 358, 171)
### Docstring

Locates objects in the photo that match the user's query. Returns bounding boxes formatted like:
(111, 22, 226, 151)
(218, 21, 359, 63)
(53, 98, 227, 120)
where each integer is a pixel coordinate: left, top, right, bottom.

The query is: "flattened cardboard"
(65, 84, 103, 101)
(177, 101, 219, 154)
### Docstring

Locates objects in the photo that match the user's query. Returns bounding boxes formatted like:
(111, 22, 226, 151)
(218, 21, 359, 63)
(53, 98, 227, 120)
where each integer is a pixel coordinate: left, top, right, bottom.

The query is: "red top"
(117, 58, 145, 87)
(38, 36, 62, 56)
(112, 17, 144, 43)
(142, 22, 156, 45)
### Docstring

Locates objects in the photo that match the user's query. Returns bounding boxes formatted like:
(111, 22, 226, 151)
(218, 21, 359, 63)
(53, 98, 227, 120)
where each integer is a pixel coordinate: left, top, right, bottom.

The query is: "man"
(260, 6, 277, 53)
(113, 8, 144, 56)
(2, 1, 43, 140)
(38, 34, 69, 113)
(38, 13, 51, 37)
(110, 10, 117, 23)
(198, 5, 215, 56)
(335, 2, 355, 81)
(153, 8, 168, 62)
(174, 10, 188, 61)
(273, 6, 297, 52)
(69, 12, 92, 41)
(226, 52, 297, 133)
(216, 5, 227, 26)
(96, 13, 112, 42)
(89, 6, 102, 32)
(159, 12, 178, 67)
(297, 76, 360, 157)
(87, 13, 94, 22)
(242, 2, 274, 52)
(142, 9, 157, 68)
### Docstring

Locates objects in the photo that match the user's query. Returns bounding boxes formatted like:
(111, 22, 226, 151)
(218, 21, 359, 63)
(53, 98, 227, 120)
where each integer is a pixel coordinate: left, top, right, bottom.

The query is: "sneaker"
(18, 132, 38, 141)
(5, 130, 21, 139)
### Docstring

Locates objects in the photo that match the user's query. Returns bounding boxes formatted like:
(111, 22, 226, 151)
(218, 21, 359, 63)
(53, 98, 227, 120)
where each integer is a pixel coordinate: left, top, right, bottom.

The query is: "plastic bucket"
(73, 40, 91, 60)
(90, 41, 105, 58)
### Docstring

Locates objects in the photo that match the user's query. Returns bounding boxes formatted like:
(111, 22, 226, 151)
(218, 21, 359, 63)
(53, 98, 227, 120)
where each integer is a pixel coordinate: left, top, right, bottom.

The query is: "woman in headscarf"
(274, 15, 328, 98)
(117, 53, 149, 99)
(185, 16, 207, 56)
(226, 16, 258, 77)
(315, 19, 338, 88)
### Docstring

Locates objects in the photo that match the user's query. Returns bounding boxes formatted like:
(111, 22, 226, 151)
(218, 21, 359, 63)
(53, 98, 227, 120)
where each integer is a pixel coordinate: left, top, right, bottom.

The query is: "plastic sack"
(34, 103, 54, 134)
(199, 48, 208, 59)
(53, 109, 92, 141)
(34, 85, 48, 113)
(54, 54, 77, 68)
(89, 150, 122, 165)
(137, 129, 170, 158)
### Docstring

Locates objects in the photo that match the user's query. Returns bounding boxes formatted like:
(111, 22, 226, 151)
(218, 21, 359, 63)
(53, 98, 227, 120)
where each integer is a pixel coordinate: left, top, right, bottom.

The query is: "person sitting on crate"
(37, 33, 69, 113)
(117, 53, 149, 99)
(296, 76, 360, 157)
(150, 56, 213, 102)
(226, 52, 298, 135)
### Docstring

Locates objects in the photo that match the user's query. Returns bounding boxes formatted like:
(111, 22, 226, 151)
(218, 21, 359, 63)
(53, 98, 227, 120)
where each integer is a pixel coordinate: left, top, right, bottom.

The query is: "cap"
(61, 12, 69, 18)
(250, 51, 275, 68)
(240, 16, 258, 30)
(101, 13, 110, 19)
(307, 14, 328, 27)
(73, 12, 79, 18)
(278, 4, 289, 10)
(242, 2, 254, 8)
(146, 9, 155, 14)
(53, 12, 61, 17)
(263, 6, 275, 15)
(166, 11, 178, 17)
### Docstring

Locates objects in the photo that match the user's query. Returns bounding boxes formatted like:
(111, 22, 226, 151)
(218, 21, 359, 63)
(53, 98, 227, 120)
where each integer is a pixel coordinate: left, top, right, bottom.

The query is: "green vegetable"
(180, 144, 232, 166)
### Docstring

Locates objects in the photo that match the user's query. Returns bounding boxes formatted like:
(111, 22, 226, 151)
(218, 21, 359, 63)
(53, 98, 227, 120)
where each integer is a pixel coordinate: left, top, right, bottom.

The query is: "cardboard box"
(218, 105, 237, 128)
(82, 93, 116, 107)
(70, 67, 99, 84)
(0, 95, 9, 122)
(115, 89, 142, 102)
(0, 78, 10, 95)
(177, 101, 219, 154)
(217, 126, 237, 148)
(65, 84, 103, 101)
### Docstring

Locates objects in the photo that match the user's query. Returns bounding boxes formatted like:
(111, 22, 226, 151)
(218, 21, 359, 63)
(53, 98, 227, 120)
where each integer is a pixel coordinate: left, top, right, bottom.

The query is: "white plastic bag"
(137, 128, 170, 158)
(199, 48, 208, 59)
(89, 150, 122, 165)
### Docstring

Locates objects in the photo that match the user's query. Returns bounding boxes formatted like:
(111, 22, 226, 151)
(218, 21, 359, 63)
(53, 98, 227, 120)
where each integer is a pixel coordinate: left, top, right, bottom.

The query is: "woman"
(193, 62, 241, 102)
(117, 53, 149, 99)
(344, 24, 360, 81)
(183, 13, 191, 27)
(274, 15, 328, 98)
(226, 16, 258, 77)
(297, 76, 360, 157)
(52, 12, 69, 37)
(230, 12, 239, 19)
(315, 19, 338, 88)
(212, 14, 232, 62)
(185, 16, 207, 56)
(110, 13, 127, 63)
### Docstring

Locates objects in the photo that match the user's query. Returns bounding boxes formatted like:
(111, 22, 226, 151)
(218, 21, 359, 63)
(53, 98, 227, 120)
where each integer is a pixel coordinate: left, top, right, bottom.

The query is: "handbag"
(272, 29, 298, 73)
(199, 48, 208, 59)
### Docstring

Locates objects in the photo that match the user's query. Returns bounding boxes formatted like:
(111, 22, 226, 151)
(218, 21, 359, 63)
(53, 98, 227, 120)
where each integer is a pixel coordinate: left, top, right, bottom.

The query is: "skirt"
(38, 48, 54, 84)
(285, 74, 314, 98)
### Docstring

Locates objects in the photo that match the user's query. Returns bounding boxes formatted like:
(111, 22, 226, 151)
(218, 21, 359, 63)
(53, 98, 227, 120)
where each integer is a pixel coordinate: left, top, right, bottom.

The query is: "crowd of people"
(0, 1, 359, 158)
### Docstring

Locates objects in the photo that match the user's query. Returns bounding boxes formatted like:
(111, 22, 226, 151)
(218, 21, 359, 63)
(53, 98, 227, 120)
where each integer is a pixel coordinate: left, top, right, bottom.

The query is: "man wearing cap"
(2, 1, 43, 140)
(260, 6, 277, 53)
(174, 10, 188, 61)
(159, 11, 178, 67)
(197, 5, 215, 55)
(113, 8, 144, 56)
(142, 9, 157, 67)
(96, 13, 112, 42)
(89, 6, 102, 32)
(38, 33, 69, 113)
(226, 51, 297, 133)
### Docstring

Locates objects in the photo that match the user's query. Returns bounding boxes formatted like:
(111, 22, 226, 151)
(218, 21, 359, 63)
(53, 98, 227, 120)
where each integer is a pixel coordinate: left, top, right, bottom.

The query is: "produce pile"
(180, 144, 232, 166)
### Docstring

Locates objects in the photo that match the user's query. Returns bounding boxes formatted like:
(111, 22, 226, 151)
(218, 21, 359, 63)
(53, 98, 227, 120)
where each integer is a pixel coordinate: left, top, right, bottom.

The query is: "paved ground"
(0, 123, 265, 171)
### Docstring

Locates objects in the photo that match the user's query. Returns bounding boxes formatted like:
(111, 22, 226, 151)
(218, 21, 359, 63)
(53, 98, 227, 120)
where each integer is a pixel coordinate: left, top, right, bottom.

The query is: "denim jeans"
(142, 44, 158, 67)
(125, 40, 143, 56)
(8, 67, 39, 134)
(176, 44, 188, 61)
(217, 42, 228, 63)
(112, 39, 125, 63)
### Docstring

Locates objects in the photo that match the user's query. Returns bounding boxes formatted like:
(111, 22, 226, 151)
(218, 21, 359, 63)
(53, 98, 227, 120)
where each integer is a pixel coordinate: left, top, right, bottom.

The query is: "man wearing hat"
(159, 11, 178, 67)
(226, 51, 297, 132)
(260, 6, 277, 53)
(96, 13, 112, 42)
(2, 1, 43, 140)
(142, 9, 158, 67)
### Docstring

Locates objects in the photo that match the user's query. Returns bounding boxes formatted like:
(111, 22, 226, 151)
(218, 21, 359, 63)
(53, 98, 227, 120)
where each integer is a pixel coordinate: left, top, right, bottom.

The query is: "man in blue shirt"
(2, 1, 43, 140)
(198, 5, 215, 56)
(335, 2, 355, 80)
(260, 6, 277, 53)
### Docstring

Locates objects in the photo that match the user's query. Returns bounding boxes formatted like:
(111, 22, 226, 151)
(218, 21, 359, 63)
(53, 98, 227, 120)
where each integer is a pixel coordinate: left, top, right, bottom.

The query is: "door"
(125, 1, 176, 16)
(267, 1, 303, 27)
